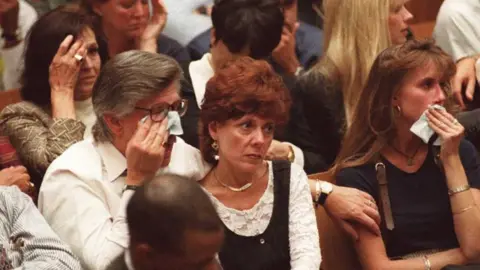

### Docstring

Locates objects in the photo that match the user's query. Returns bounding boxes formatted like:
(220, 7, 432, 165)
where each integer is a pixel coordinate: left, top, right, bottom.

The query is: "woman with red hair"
(199, 57, 321, 269)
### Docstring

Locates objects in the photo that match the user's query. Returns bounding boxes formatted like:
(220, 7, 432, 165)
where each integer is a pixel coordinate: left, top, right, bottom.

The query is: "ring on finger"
(452, 119, 459, 125)
(74, 54, 83, 62)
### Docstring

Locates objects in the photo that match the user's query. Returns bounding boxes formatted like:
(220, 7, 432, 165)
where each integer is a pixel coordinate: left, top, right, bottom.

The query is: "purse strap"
(374, 144, 443, 232)
(375, 161, 395, 231)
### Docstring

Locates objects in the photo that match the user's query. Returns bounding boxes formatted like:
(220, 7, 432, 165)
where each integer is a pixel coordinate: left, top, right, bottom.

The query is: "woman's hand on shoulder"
(137, 0, 167, 52)
(49, 35, 86, 99)
(426, 108, 464, 159)
(324, 185, 381, 240)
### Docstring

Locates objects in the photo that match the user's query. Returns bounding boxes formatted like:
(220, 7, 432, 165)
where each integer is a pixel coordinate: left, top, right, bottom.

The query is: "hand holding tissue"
(139, 111, 184, 136)
(410, 104, 445, 146)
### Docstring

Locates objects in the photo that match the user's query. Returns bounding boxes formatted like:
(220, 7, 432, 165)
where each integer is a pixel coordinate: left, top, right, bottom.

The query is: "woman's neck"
(214, 160, 267, 188)
(102, 22, 135, 57)
(391, 123, 424, 154)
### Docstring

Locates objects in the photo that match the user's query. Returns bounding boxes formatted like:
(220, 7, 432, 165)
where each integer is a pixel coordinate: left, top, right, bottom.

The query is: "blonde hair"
(316, 0, 394, 126)
(332, 39, 457, 176)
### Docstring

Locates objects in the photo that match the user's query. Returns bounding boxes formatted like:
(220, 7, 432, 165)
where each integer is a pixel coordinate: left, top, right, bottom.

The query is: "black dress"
(218, 161, 291, 270)
(336, 140, 480, 258)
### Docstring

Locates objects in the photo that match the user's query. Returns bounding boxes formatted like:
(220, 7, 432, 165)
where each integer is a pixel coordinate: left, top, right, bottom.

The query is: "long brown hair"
(332, 39, 457, 176)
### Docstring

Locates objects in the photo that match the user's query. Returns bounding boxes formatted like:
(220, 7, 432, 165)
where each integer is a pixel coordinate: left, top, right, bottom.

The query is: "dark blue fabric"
(336, 140, 480, 258)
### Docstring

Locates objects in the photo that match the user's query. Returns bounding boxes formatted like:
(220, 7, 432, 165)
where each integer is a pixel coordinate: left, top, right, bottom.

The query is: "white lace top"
(205, 162, 321, 269)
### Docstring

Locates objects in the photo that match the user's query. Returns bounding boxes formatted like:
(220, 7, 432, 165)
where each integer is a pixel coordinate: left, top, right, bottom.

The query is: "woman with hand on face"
(199, 57, 320, 270)
(81, 0, 190, 64)
(335, 39, 480, 269)
(0, 5, 101, 187)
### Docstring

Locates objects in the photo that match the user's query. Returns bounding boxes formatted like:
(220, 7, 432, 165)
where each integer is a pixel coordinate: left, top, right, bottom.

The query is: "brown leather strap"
(375, 162, 395, 230)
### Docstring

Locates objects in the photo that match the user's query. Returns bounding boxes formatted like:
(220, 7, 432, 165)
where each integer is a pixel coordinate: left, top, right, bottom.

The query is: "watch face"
(321, 182, 333, 194)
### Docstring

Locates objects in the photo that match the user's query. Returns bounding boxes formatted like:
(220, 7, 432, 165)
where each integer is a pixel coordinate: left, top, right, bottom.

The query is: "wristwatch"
(122, 185, 138, 194)
(316, 181, 333, 206)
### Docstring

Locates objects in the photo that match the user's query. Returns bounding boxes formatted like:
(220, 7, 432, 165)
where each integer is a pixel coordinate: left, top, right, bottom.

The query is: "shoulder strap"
(375, 160, 395, 231)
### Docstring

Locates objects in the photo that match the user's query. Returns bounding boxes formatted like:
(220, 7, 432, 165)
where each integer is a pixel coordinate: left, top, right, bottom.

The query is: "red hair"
(199, 57, 291, 164)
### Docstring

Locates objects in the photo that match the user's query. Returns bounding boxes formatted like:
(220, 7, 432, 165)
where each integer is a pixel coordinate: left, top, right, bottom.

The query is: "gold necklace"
(213, 163, 268, 192)
(389, 143, 422, 166)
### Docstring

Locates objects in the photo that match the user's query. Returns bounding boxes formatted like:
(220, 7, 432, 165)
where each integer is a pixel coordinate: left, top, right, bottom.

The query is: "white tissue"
(166, 111, 184, 136)
(138, 111, 184, 136)
(410, 104, 445, 146)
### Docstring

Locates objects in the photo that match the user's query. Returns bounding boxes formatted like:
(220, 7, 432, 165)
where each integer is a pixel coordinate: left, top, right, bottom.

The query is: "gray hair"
(91, 50, 182, 142)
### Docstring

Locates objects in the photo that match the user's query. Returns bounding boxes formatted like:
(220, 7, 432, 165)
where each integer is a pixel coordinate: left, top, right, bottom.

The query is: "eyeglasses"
(135, 99, 188, 122)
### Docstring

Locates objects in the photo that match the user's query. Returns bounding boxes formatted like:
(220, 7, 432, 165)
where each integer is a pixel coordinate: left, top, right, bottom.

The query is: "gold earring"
(211, 141, 219, 150)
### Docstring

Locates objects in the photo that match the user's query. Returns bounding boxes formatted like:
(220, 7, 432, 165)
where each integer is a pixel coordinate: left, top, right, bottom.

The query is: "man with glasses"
(38, 50, 210, 270)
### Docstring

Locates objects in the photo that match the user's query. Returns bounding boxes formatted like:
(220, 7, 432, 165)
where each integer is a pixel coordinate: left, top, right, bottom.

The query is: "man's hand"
(0, 166, 31, 192)
(272, 23, 301, 76)
(125, 116, 169, 186)
(265, 140, 291, 161)
(452, 56, 477, 109)
(323, 185, 381, 240)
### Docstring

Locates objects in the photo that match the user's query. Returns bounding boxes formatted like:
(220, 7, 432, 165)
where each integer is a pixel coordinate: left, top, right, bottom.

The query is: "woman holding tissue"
(335, 39, 480, 269)
(0, 5, 101, 187)
(199, 57, 320, 269)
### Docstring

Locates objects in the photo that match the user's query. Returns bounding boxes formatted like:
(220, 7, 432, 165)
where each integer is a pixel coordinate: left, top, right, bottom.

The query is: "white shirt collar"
(124, 250, 135, 270)
(95, 140, 127, 182)
(189, 53, 215, 109)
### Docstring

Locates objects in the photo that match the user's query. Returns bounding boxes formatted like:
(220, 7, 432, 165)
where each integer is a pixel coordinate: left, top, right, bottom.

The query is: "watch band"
(314, 179, 322, 208)
(122, 185, 138, 194)
(318, 191, 329, 206)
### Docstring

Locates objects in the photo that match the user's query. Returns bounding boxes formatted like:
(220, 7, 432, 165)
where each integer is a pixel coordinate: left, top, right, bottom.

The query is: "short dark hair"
(211, 0, 284, 59)
(21, 4, 93, 107)
(127, 174, 222, 254)
(199, 57, 291, 164)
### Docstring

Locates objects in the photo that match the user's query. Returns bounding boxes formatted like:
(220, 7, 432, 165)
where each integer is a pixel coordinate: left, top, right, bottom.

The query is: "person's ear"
(91, 2, 104, 16)
(103, 114, 123, 137)
(392, 96, 399, 107)
(210, 28, 216, 48)
(208, 121, 219, 141)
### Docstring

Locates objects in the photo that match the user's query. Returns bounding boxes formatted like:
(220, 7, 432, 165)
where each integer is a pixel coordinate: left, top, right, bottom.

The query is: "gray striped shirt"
(0, 186, 82, 270)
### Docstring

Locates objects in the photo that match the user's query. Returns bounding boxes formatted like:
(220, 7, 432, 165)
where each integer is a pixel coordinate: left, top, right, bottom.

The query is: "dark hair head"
(211, 0, 284, 59)
(127, 174, 222, 254)
(21, 4, 93, 107)
(199, 57, 291, 164)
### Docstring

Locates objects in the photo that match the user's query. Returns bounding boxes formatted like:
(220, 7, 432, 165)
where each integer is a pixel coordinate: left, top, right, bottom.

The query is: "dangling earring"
(211, 141, 219, 161)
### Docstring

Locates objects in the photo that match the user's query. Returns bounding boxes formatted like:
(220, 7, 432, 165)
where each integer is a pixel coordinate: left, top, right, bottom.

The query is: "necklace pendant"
(407, 158, 413, 166)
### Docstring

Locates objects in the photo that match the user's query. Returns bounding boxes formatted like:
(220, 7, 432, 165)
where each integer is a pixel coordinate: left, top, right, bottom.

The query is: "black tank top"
(218, 160, 291, 270)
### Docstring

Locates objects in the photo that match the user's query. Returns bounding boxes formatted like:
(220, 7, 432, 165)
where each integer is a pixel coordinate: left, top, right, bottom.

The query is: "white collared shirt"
(434, 0, 480, 62)
(188, 54, 305, 168)
(38, 137, 211, 270)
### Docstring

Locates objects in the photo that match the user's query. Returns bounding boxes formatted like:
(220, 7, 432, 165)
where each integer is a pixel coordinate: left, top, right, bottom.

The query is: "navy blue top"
(337, 140, 480, 258)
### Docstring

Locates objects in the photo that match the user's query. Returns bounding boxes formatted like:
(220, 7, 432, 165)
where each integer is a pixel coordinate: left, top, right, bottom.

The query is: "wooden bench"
(309, 172, 362, 270)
